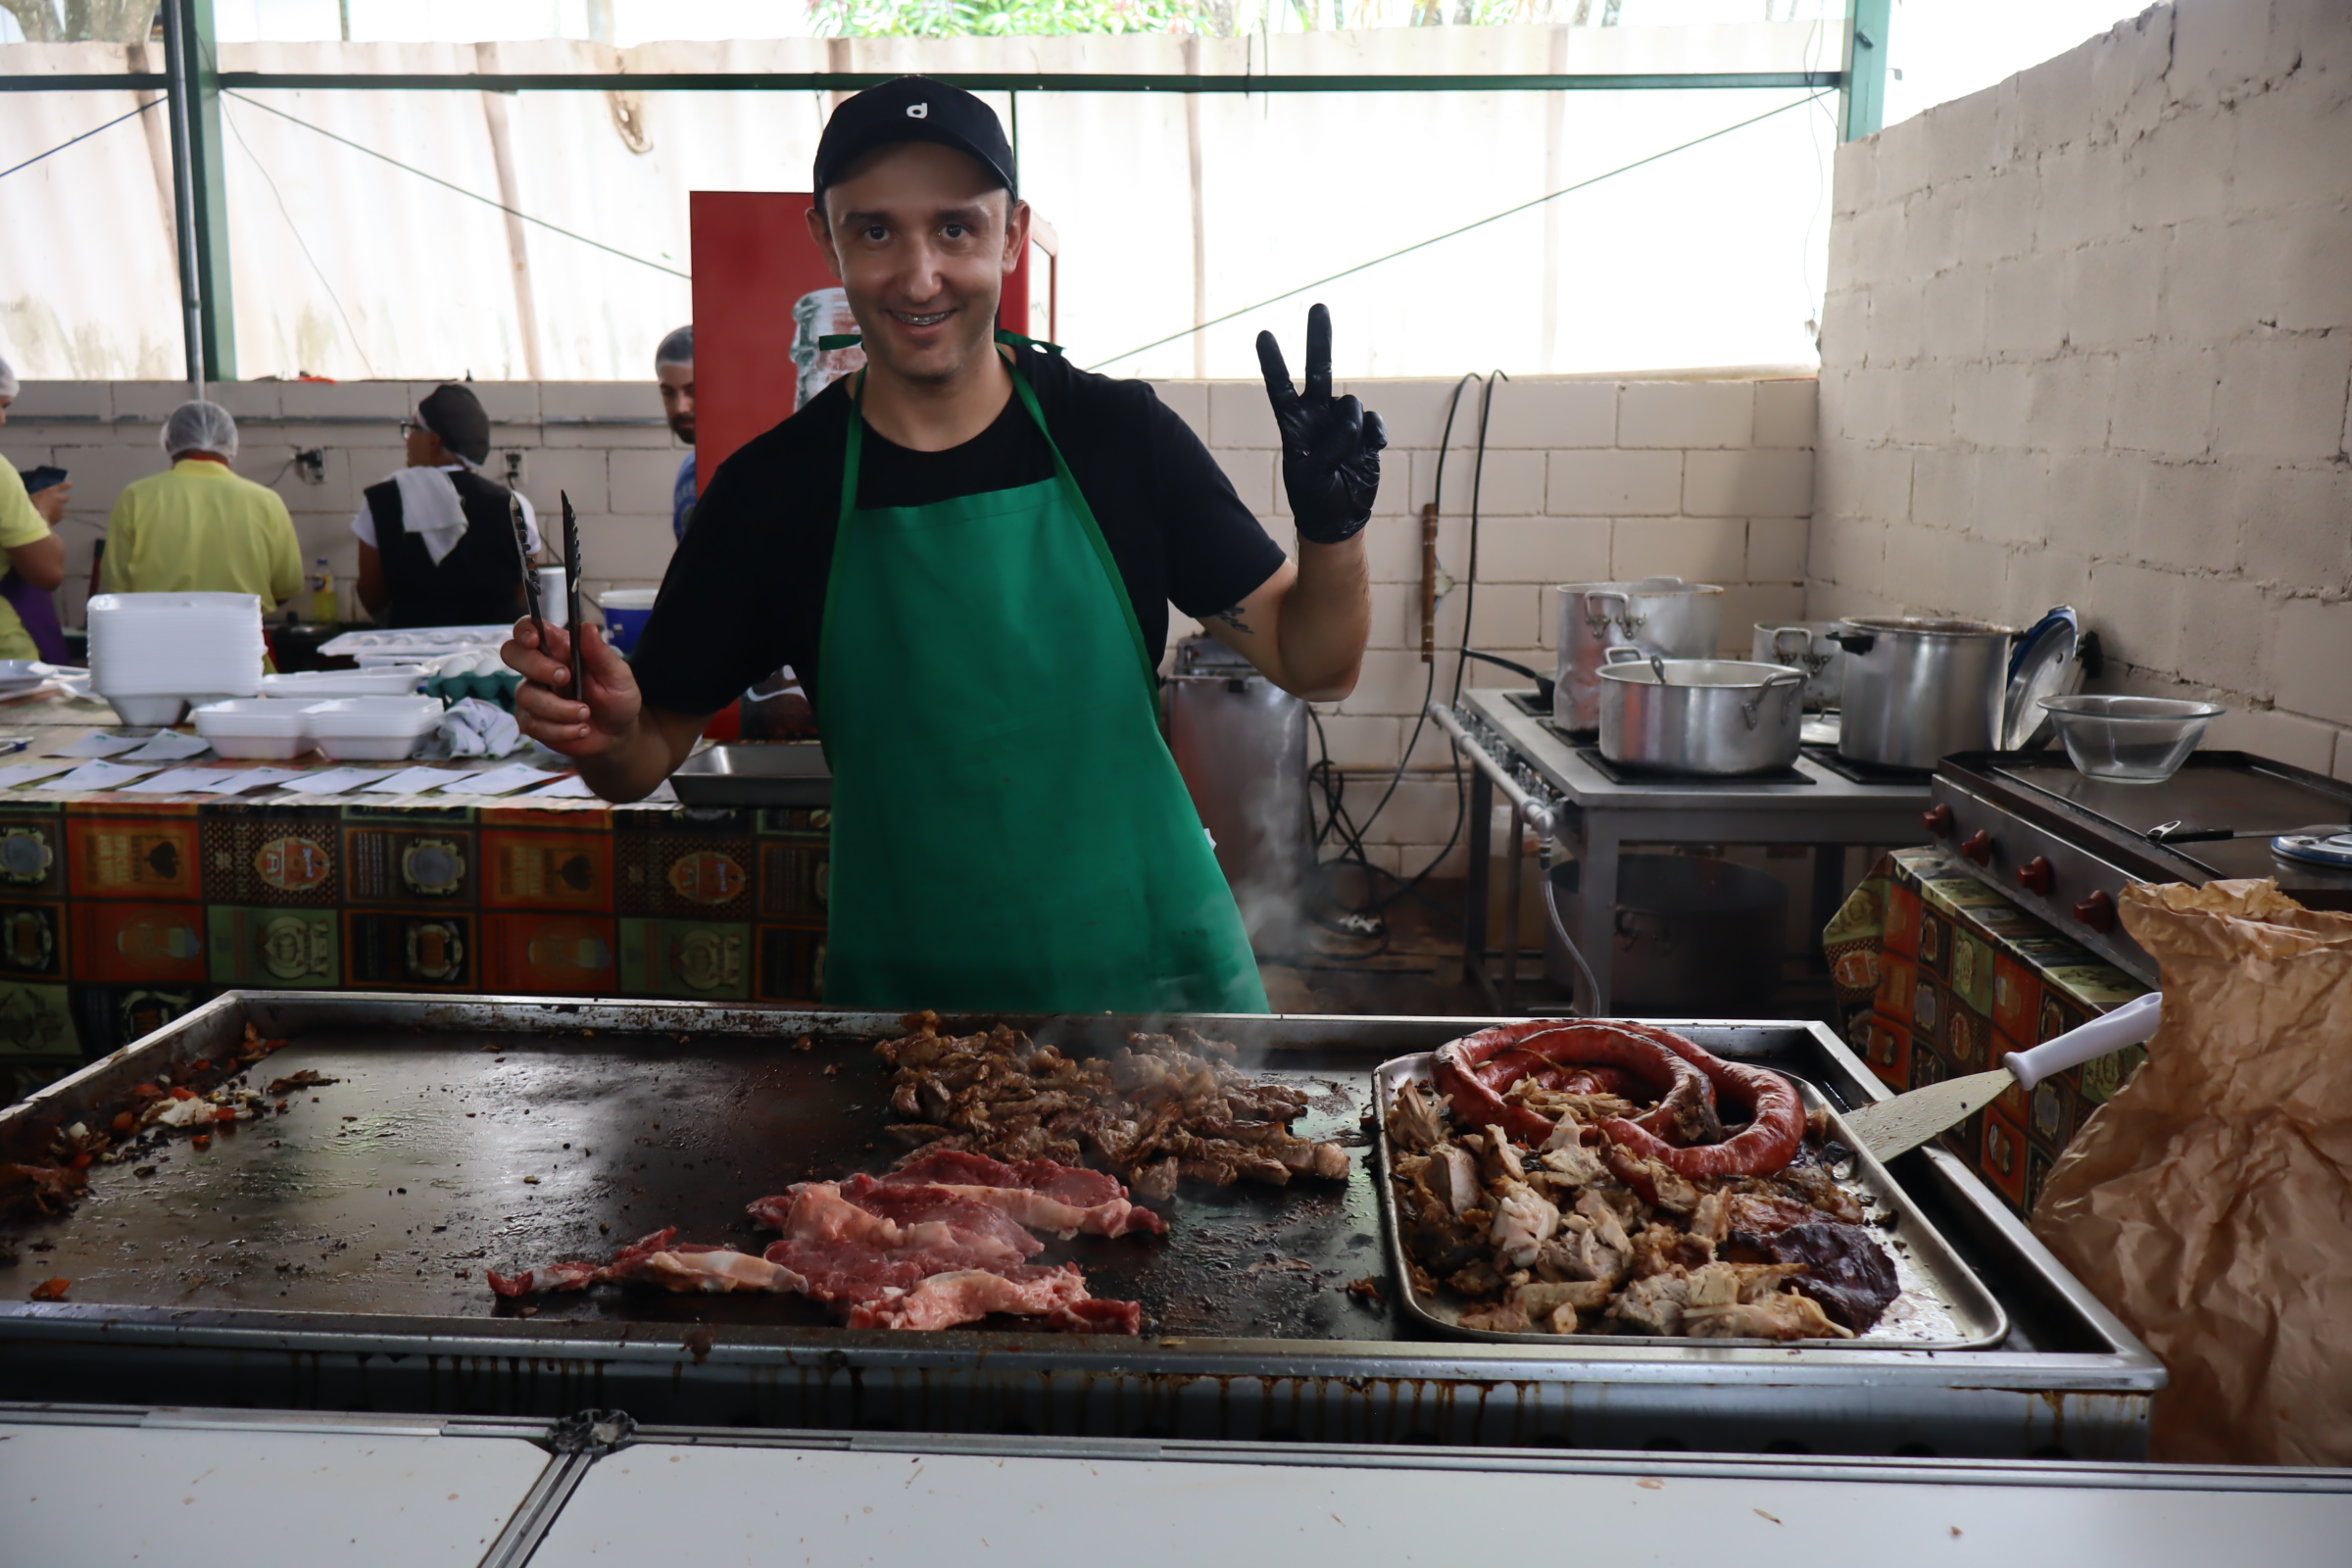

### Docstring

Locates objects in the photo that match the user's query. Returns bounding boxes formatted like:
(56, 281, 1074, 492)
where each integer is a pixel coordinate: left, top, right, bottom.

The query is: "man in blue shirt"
(656, 325, 696, 541)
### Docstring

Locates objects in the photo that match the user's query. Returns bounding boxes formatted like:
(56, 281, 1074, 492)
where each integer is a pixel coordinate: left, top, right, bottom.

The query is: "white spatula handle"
(2003, 991, 2163, 1093)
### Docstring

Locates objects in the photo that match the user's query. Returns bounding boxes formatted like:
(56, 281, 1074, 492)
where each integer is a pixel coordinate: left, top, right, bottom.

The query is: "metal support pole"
(1839, 0, 1891, 141)
(161, 0, 206, 394)
(167, 0, 236, 381)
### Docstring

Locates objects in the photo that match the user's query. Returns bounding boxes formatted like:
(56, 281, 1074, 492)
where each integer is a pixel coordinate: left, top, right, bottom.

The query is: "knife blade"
(1841, 991, 2163, 1161)
(560, 490, 583, 703)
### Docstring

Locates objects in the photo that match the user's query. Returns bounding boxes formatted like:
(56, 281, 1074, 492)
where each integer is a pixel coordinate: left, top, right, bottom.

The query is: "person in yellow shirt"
(102, 401, 304, 611)
(0, 357, 69, 662)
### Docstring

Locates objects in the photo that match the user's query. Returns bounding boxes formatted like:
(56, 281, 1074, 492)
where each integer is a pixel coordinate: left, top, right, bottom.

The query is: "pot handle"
(1827, 627, 1877, 655)
(1741, 667, 1807, 730)
(1770, 625, 1815, 662)
(1604, 644, 1669, 685)
(1583, 589, 1637, 639)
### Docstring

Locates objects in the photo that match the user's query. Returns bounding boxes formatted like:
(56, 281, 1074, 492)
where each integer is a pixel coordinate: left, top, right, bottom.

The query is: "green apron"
(815, 342, 1268, 1015)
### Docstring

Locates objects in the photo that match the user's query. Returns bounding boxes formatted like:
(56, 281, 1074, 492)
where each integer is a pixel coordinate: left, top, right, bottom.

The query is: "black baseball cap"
(812, 76, 1017, 210)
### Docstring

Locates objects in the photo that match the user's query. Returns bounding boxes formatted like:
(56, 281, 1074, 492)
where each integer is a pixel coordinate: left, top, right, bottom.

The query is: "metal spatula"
(1841, 991, 2163, 1161)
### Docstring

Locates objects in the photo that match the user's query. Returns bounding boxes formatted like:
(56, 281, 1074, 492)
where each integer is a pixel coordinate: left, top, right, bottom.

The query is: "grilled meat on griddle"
(876, 1012, 1347, 1192)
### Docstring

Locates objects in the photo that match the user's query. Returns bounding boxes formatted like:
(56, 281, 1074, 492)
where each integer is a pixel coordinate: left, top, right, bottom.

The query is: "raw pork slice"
(845, 1263, 1142, 1334)
(751, 1182, 1039, 1304)
(487, 1227, 801, 1298)
(884, 1151, 1166, 1239)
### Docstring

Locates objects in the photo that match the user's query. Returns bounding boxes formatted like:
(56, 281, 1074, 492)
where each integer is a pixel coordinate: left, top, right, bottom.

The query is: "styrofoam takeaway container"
(300, 696, 445, 761)
(260, 665, 428, 699)
(190, 697, 318, 760)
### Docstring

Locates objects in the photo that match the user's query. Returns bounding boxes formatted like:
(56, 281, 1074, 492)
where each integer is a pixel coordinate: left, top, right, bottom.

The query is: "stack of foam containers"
(87, 592, 265, 725)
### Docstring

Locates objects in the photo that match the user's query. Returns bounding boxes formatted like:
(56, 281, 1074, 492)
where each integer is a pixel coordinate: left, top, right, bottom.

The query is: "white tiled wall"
(4, 369, 1816, 875)
(1808, 1, 2352, 778)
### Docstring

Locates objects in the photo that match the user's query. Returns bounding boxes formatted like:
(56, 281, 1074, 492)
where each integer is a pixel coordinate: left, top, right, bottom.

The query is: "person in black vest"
(353, 383, 538, 627)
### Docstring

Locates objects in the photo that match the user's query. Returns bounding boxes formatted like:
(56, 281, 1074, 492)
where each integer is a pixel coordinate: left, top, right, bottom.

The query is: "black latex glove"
(1256, 303, 1387, 545)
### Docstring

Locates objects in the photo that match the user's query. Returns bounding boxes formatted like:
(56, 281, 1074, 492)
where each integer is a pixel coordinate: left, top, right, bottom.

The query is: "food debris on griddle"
(266, 1069, 341, 1096)
(876, 1011, 1348, 1195)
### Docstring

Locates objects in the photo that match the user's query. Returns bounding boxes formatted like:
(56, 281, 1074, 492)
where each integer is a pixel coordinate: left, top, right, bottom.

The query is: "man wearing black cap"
(356, 382, 538, 627)
(507, 76, 1384, 1015)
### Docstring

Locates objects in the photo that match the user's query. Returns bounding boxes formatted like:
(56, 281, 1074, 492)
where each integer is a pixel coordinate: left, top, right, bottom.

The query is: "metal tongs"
(559, 490, 584, 703)
(509, 490, 583, 702)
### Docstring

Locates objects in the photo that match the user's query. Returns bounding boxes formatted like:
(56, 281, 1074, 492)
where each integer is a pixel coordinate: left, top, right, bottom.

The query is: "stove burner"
(1502, 690, 1551, 718)
(1573, 746, 1814, 788)
(2273, 831, 2352, 869)
(1801, 743, 1935, 785)
(1540, 717, 1597, 746)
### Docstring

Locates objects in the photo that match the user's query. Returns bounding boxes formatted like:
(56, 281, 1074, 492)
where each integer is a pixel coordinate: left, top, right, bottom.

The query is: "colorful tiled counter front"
(0, 712, 829, 1100)
(1823, 847, 2149, 1217)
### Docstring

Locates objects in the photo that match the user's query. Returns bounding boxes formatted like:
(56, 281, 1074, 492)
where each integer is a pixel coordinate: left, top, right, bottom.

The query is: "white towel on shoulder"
(386, 464, 538, 566)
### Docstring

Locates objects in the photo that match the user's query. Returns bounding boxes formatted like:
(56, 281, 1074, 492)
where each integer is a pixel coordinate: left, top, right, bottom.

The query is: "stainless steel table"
(1433, 689, 1935, 1013)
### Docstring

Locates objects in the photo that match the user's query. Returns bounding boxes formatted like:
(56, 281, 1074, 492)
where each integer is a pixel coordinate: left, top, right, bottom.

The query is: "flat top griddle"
(11, 1027, 1387, 1341)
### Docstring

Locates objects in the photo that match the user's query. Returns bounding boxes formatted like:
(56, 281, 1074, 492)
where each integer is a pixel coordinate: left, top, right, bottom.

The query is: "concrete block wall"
(1, 379, 687, 626)
(1809, 0, 2352, 776)
(1166, 372, 1817, 880)
(3, 369, 1817, 880)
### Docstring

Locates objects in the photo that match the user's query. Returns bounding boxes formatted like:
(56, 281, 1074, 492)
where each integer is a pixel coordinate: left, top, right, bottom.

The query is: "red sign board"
(688, 191, 1056, 485)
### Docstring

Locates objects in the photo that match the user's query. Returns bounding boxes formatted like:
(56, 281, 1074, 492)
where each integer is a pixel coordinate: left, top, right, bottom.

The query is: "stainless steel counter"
(1437, 689, 1935, 1012)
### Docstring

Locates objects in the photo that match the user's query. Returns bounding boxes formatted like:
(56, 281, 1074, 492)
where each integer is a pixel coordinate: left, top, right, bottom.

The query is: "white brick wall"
(1173, 371, 1818, 874)
(2, 379, 691, 624)
(4, 368, 1817, 869)
(1809, 1, 2352, 780)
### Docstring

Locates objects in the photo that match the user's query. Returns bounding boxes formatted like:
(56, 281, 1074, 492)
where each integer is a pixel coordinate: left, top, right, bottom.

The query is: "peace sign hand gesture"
(1256, 303, 1387, 546)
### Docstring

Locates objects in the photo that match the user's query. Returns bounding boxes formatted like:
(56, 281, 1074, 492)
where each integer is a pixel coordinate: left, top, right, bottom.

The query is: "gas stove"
(1928, 751, 2352, 986)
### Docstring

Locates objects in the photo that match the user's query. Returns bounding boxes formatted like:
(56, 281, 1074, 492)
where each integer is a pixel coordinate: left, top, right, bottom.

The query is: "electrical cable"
(1295, 373, 1479, 947)
(0, 96, 162, 183)
(222, 90, 691, 280)
(1088, 88, 1833, 371)
(221, 99, 379, 378)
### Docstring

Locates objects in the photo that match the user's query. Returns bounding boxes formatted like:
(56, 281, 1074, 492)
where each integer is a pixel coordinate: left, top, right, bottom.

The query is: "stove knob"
(2016, 856, 2054, 895)
(1960, 829, 1993, 865)
(2074, 890, 2117, 933)
(1921, 804, 1955, 838)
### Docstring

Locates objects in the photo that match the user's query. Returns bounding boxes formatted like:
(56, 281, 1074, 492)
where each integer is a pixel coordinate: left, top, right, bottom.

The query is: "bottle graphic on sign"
(790, 288, 865, 410)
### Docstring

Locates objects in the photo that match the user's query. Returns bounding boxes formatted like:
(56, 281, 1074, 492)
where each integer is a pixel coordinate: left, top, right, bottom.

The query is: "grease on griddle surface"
(0, 1028, 1407, 1340)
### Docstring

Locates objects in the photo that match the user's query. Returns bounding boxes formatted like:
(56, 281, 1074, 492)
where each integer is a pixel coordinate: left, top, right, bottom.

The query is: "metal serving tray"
(669, 743, 831, 807)
(0, 995, 2161, 1459)
(1373, 1054, 2007, 1349)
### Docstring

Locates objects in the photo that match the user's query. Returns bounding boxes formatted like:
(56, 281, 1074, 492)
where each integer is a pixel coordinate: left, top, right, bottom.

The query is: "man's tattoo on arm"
(1210, 603, 1254, 635)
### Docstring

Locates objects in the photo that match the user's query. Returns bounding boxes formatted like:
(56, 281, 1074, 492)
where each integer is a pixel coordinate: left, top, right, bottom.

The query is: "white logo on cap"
(906, 103, 929, 119)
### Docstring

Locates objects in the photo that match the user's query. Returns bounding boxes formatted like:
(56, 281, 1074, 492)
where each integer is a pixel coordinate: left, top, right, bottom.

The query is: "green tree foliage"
(2, 0, 155, 43)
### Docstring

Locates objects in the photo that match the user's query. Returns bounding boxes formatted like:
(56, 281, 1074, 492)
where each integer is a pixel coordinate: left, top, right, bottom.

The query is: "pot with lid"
(1830, 616, 2018, 771)
(1597, 647, 1806, 776)
(1553, 576, 1724, 731)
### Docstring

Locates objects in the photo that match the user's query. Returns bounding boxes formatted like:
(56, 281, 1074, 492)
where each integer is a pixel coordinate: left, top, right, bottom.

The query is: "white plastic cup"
(538, 566, 568, 628)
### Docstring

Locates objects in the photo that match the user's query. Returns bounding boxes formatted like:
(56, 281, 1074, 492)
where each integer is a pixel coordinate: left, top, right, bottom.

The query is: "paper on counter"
(122, 730, 213, 762)
(441, 762, 563, 797)
(122, 766, 229, 794)
(364, 766, 486, 796)
(52, 760, 160, 792)
(57, 731, 144, 759)
(280, 766, 399, 796)
(0, 759, 81, 789)
(523, 774, 596, 798)
(191, 766, 307, 795)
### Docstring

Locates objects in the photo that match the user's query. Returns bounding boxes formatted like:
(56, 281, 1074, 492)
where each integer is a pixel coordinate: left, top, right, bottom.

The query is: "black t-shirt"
(630, 348, 1288, 719)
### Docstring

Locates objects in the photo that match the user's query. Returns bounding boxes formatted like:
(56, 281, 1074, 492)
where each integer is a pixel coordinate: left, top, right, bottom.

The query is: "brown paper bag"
(2032, 878, 2352, 1465)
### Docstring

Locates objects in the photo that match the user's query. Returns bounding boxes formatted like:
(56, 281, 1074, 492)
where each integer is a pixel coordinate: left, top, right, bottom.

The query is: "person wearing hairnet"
(655, 325, 697, 541)
(0, 357, 70, 661)
(102, 401, 302, 615)
(354, 382, 537, 627)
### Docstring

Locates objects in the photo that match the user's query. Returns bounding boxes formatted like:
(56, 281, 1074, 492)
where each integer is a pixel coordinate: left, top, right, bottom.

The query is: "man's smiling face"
(809, 141, 1029, 389)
